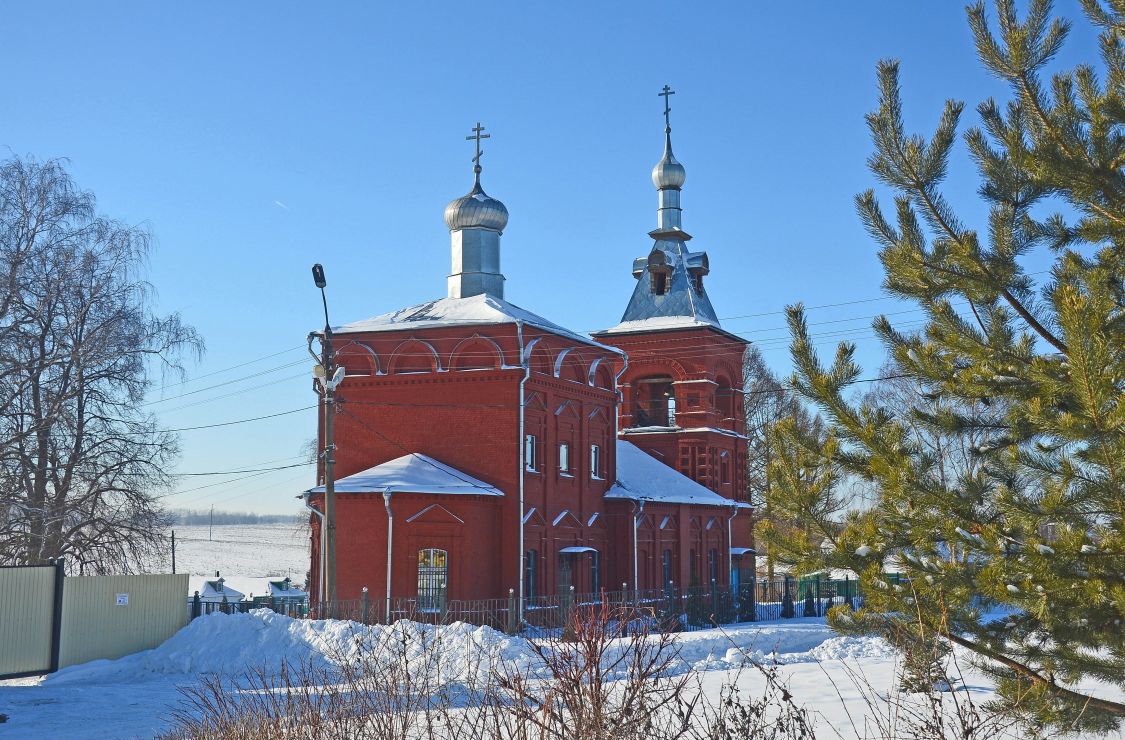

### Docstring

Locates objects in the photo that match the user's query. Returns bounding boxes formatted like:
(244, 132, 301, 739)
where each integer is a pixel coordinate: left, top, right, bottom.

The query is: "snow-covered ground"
(1, 609, 1122, 739)
(3, 527, 1116, 739)
(146, 522, 310, 598)
(0, 613, 881, 738)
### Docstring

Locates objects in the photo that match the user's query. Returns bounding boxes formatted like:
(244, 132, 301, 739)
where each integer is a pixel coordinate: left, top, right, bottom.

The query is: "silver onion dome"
(651, 141, 686, 190)
(444, 178, 509, 232)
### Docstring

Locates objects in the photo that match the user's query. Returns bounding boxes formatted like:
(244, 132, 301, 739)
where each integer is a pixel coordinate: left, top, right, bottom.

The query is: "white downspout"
(516, 321, 530, 622)
(383, 489, 394, 622)
(632, 499, 645, 599)
(727, 505, 740, 592)
(303, 494, 326, 604)
(613, 351, 629, 442)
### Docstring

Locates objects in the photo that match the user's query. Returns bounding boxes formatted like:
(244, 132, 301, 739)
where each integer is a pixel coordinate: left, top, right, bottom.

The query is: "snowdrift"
(45, 610, 893, 687)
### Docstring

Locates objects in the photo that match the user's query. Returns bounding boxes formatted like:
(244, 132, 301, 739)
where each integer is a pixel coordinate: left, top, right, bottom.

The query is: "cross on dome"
(659, 85, 675, 132)
(466, 122, 490, 183)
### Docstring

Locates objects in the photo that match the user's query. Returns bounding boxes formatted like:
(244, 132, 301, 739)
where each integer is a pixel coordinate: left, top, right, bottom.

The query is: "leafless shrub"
(488, 601, 693, 739)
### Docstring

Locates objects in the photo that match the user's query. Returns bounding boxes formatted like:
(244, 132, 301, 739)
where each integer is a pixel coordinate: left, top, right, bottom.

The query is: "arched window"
(708, 548, 719, 585)
(662, 549, 673, 590)
(633, 375, 675, 427)
(525, 549, 539, 600)
(417, 548, 448, 612)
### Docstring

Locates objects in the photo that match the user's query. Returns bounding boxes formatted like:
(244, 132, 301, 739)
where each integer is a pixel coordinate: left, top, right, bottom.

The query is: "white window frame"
(559, 442, 570, 473)
(590, 444, 602, 479)
(525, 434, 538, 472)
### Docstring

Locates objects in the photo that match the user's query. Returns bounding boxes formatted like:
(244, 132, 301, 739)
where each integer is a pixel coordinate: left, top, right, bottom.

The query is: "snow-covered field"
(147, 522, 311, 597)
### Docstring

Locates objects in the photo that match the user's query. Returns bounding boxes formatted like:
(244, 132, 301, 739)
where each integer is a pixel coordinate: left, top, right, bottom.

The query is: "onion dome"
(651, 133, 686, 190)
(444, 168, 509, 233)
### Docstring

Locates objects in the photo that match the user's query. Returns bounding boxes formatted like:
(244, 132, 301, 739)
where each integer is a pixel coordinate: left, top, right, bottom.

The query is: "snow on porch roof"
(306, 453, 503, 497)
(606, 440, 752, 508)
(332, 293, 621, 354)
(559, 546, 598, 554)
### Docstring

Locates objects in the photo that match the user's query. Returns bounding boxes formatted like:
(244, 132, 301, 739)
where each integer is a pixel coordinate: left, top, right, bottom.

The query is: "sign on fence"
(0, 566, 187, 679)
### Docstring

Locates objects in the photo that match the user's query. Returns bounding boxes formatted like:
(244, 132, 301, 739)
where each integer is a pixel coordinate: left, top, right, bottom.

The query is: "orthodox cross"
(466, 122, 490, 171)
(659, 85, 675, 130)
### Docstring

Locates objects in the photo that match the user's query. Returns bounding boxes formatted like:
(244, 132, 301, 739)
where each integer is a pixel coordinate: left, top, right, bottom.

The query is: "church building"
(303, 91, 754, 615)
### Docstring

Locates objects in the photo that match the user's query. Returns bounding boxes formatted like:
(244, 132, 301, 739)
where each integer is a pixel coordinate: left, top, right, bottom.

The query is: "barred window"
(417, 548, 448, 612)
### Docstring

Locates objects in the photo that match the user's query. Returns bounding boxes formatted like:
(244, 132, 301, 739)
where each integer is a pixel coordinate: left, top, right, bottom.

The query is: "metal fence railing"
(187, 574, 868, 637)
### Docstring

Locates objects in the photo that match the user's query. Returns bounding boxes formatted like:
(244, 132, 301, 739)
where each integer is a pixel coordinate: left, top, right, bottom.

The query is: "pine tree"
(759, 0, 1125, 731)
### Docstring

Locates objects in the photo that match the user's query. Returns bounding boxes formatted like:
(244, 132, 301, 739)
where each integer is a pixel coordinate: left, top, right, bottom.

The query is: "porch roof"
(306, 453, 503, 497)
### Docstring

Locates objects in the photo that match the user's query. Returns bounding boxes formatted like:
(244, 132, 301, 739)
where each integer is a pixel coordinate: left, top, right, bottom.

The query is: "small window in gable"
(650, 268, 671, 296)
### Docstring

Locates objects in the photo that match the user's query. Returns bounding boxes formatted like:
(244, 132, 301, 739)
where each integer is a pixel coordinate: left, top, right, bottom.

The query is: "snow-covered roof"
(269, 580, 307, 598)
(200, 579, 245, 602)
(622, 426, 749, 440)
(333, 293, 621, 353)
(598, 316, 720, 334)
(606, 440, 750, 508)
(306, 453, 503, 496)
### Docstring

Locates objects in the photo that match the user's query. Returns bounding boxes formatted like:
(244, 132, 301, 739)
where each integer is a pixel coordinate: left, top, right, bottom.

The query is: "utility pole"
(171, 530, 176, 574)
(209, 506, 214, 541)
(310, 264, 343, 610)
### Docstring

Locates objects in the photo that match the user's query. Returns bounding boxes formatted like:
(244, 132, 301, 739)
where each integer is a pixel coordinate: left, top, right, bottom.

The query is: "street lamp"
(308, 263, 342, 611)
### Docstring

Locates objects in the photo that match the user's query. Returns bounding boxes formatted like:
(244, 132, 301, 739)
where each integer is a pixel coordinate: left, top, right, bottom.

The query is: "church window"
(689, 549, 700, 587)
(720, 452, 731, 485)
(662, 549, 673, 589)
(525, 549, 539, 600)
(708, 548, 719, 585)
(590, 444, 601, 479)
(417, 548, 448, 612)
(590, 550, 601, 594)
(524, 435, 538, 472)
(633, 376, 674, 427)
(651, 270, 668, 295)
(690, 272, 704, 293)
(558, 442, 570, 473)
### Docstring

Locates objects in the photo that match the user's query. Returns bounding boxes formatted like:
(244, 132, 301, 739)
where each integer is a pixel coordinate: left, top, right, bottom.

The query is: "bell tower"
(594, 86, 749, 500)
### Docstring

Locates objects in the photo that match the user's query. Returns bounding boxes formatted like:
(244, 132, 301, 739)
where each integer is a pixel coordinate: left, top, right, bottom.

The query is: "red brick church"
(304, 94, 754, 615)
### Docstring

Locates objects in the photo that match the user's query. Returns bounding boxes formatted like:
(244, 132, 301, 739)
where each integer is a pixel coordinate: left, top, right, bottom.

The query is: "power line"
(144, 359, 308, 406)
(337, 407, 498, 492)
(162, 406, 315, 433)
(178, 463, 309, 477)
(152, 345, 305, 391)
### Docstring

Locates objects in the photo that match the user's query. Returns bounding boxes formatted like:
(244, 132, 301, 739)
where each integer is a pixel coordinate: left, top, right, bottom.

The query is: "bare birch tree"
(0, 156, 202, 573)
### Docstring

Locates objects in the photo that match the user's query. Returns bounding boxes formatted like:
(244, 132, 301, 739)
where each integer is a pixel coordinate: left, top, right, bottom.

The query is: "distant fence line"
(188, 574, 867, 637)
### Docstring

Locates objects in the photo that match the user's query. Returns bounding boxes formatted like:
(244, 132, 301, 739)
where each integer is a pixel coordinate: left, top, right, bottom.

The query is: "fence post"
(48, 558, 65, 673)
(748, 578, 756, 622)
(506, 588, 517, 635)
(816, 574, 822, 617)
(192, 591, 201, 620)
(361, 586, 369, 624)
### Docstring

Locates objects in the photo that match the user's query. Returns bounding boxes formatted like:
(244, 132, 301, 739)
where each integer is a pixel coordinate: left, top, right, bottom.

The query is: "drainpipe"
(613, 352, 629, 442)
(516, 320, 530, 623)
(303, 494, 326, 604)
(727, 504, 740, 592)
(383, 489, 394, 622)
(632, 499, 646, 599)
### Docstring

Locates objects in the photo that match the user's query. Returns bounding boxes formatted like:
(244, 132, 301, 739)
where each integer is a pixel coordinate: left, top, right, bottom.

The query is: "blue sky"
(1, 1, 1096, 514)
